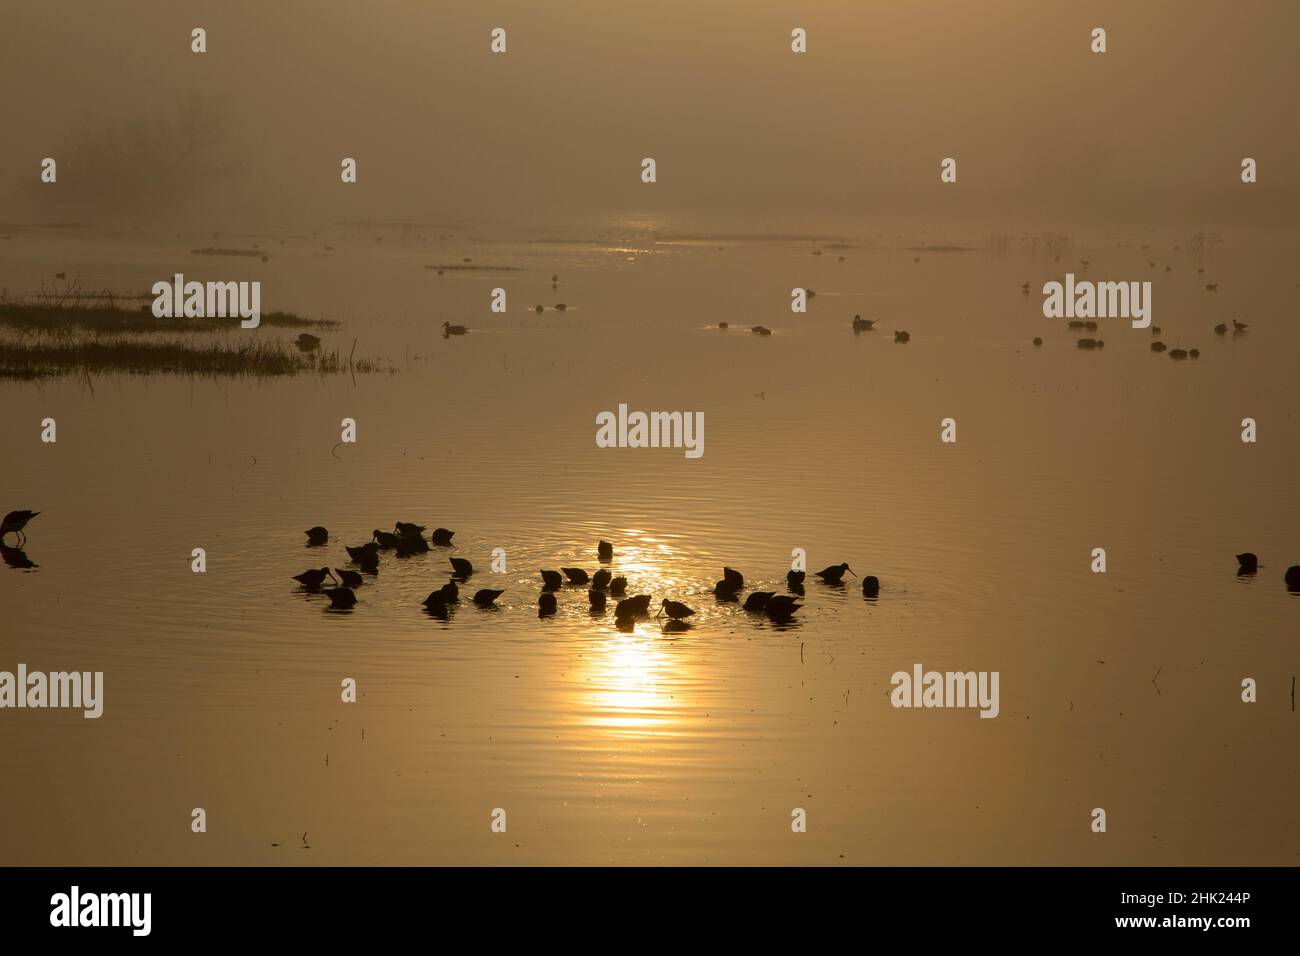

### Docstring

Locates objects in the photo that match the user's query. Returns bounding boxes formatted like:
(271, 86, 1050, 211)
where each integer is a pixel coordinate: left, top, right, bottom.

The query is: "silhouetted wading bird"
(439, 581, 460, 603)
(373, 529, 401, 549)
(743, 591, 775, 612)
(346, 542, 379, 563)
(815, 563, 855, 584)
(562, 567, 589, 585)
(1169, 348, 1188, 360)
(615, 595, 653, 618)
(609, 576, 628, 596)
(431, 528, 455, 546)
(1214, 323, 1228, 335)
(305, 526, 328, 545)
(541, 569, 563, 590)
(396, 535, 429, 556)
(589, 589, 607, 611)
(538, 592, 557, 618)
(598, 540, 613, 561)
(357, 554, 379, 575)
(766, 595, 802, 620)
(592, 569, 612, 590)
(714, 579, 741, 601)
(1233, 319, 1249, 332)
(723, 567, 744, 590)
(1236, 553, 1258, 574)
(473, 589, 505, 607)
(422, 592, 449, 617)
(293, 567, 336, 590)
(1151, 341, 1167, 352)
(442, 322, 467, 336)
(787, 569, 805, 590)
(450, 557, 473, 578)
(395, 522, 426, 538)
(894, 331, 910, 343)
(1285, 566, 1300, 591)
(0, 510, 39, 546)
(862, 576, 880, 597)
(655, 598, 696, 621)
(323, 587, 357, 609)
(750, 326, 772, 335)
(335, 569, 363, 588)
(852, 314, 875, 331)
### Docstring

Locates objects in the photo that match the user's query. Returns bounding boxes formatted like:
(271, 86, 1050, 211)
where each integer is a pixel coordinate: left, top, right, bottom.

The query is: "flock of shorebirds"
(291, 523, 887, 627)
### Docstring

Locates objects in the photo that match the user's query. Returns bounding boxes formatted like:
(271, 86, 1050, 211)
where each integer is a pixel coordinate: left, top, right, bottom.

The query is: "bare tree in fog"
(24, 90, 242, 223)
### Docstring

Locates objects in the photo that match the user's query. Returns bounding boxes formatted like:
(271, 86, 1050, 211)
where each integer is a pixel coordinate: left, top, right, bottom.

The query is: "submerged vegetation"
(0, 283, 382, 380)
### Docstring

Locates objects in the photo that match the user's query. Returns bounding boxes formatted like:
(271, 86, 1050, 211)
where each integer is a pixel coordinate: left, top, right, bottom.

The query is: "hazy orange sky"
(3, 0, 1296, 230)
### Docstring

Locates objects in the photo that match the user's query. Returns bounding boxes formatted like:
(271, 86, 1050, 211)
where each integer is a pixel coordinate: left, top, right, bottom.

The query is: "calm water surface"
(2, 224, 1297, 864)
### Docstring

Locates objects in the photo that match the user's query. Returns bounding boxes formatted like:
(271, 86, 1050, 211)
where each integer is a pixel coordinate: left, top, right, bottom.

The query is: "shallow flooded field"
(2, 223, 1296, 864)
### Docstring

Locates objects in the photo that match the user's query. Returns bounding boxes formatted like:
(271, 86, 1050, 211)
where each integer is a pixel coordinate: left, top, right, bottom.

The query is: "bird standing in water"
(562, 567, 590, 585)
(598, 540, 614, 561)
(323, 587, 357, 609)
(373, 529, 402, 549)
(591, 568, 612, 590)
(766, 595, 802, 620)
(743, 591, 775, 611)
(714, 579, 741, 601)
(787, 569, 806, 590)
(815, 563, 855, 584)
(293, 567, 337, 590)
(589, 589, 607, 611)
(443, 322, 468, 337)
(658, 599, 695, 620)
(450, 557, 473, 578)
(335, 569, 363, 588)
(473, 588, 505, 607)
(615, 595, 653, 618)
(305, 526, 329, 545)
(609, 576, 628, 596)
(1236, 553, 1258, 574)
(722, 567, 744, 590)
(395, 522, 426, 538)
(538, 592, 557, 618)
(0, 510, 39, 546)
(431, 528, 455, 546)
(862, 576, 880, 597)
(540, 569, 563, 590)
(346, 542, 380, 563)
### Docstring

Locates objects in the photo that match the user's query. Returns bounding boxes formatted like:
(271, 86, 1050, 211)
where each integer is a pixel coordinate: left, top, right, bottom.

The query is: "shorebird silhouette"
(395, 535, 429, 556)
(450, 557, 473, 578)
(766, 595, 802, 620)
(293, 567, 336, 590)
(714, 579, 741, 601)
(1214, 323, 1228, 335)
(473, 588, 505, 607)
(589, 589, 607, 611)
(852, 315, 875, 331)
(335, 569, 363, 588)
(750, 326, 772, 335)
(540, 569, 563, 590)
(431, 528, 455, 546)
(1236, 553, 1258, 575)
(304, 526, 328, 545)
(538, 592, 557, 618)
(894, 330, 911, 343)
(615, 595, 653, 618)
(609, 576, 628, 596)
(346, 542, 379, 562)
(395, 522, 425, 537)
(598, 540, 614, 561)
(443, 322, 468, 337)
(1286, 566, 1300, 591)
(323, 587, 357, 609)
(722, 567, 744, 590)
(815, 563, 855, 584)
(787, 569, 806, 590)
(591, 568, 612, 590)
(0, 510, 39, 546)
(658, 599, 694, 620)
(561, 567, 589, 585)
(438, 581, 459, 603)
(743, 591, 775, 611)
(862, 576, 880, 597)
(372, 529, 401, 549)
(1150, 341, 1167, 352)
(422, 592, 449, 618)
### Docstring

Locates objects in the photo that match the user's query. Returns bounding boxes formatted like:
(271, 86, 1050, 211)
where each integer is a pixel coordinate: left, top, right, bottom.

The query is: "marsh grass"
(0, 285, 382, 380)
